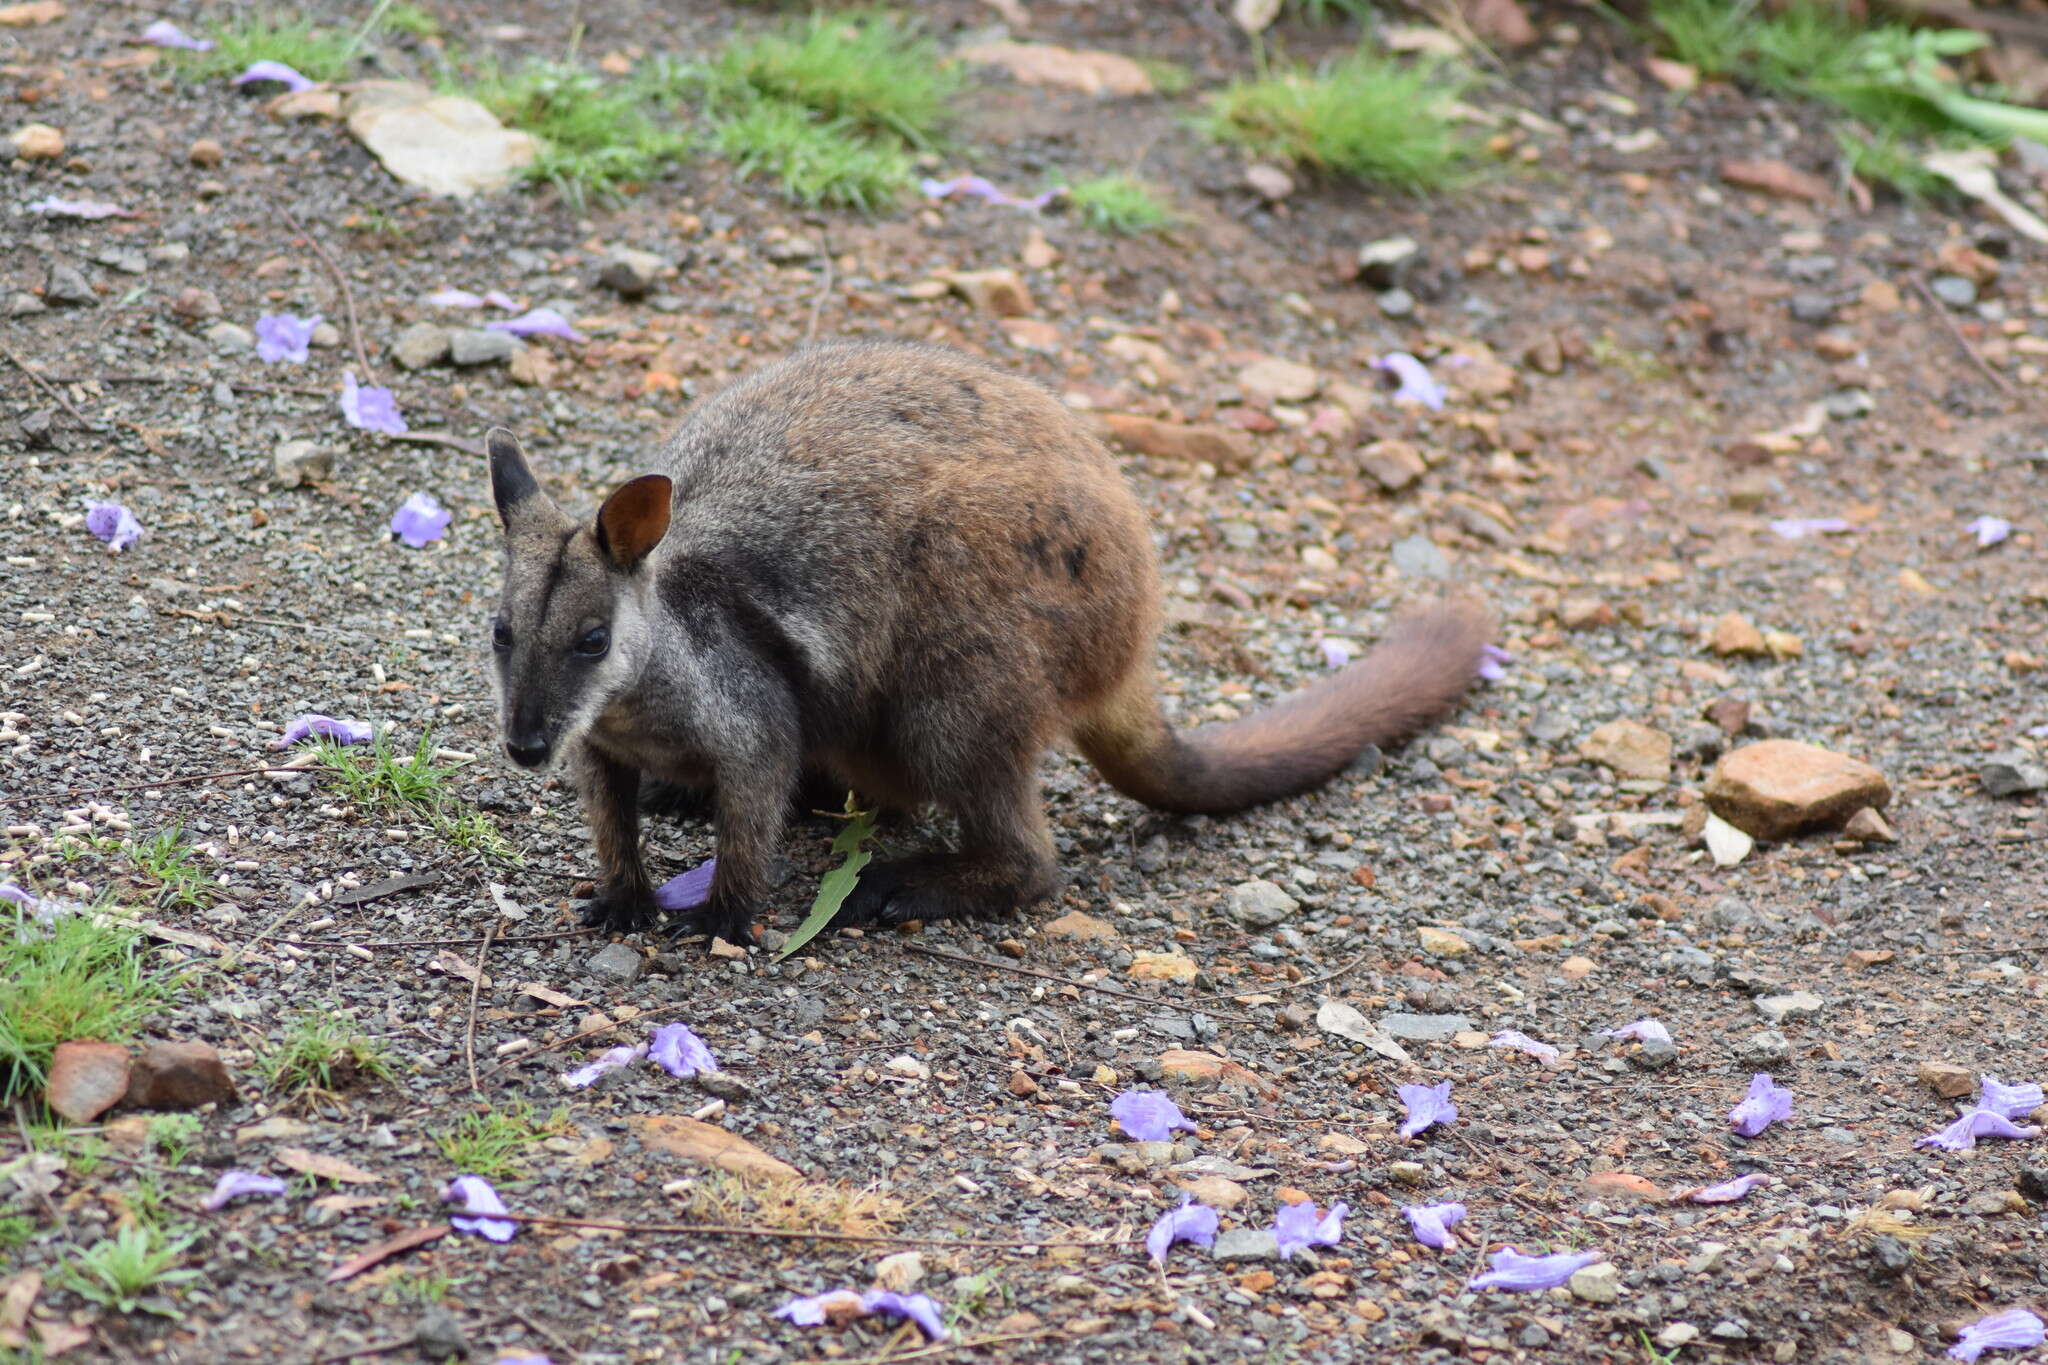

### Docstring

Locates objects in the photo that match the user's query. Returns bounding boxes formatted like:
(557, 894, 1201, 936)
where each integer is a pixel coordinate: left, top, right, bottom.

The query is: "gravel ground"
(4, 3, 2048, 1363)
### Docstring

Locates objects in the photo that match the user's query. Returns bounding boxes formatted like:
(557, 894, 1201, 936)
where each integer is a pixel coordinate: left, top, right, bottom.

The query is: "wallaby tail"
(1074, 597, 1493, 815)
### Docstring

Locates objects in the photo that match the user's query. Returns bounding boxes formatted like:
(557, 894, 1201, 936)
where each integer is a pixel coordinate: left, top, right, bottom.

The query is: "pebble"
(44, 1041, 130, 1123)
(1824, 387, 1873, 419)
(1210, 1229, 1280, 1262)
(1929, 274, 1977, 307)
(1708, 612, 1768, 656)
(1704, 812, 1753, 867)
(947, 268, 1033, 317)
(450, 327, 519, 366)
(1379, 1011, 1471, 1042)
(1357, 439, 1425, 491)
(587, 942, 644, 985)
(273, 440, 332, 488)
(1630, 1038, 1679, 1070)
(171, 285, 222, 320)
(599, 246, 666, 298)
(1579, 720, 1673, 782)
(1416, 926, 1471, 958)
(1706, 740, 1892, 839)
(1738, 1031, 1791, 1066)
(44, 263, 95, 307)
(1357, 235, 1419, 288)
(1980, 751, 2048, 797)
(1377, 288, 1415, 318)
(204, 321, 254, 352)
(412, 1308, 467, 1361)
(1235, 356, 1320, 403)
(1787, 292, 1834, 324)
(1243, 163, 1294, 200)
(7, 291, 46, 316)
(9, 121, 62, 159)
(1755, 991, 1823, 1024)
(1842, 807, 1896, 843)
(1568, 1263, 1621, 1304)
(1226, 879, 1298, 928)
(1918, 1061, 1974, 1099)
(124, 1040, 236, 1109)
(762, 236, 818, 264)
(188, 138, 224, 166)
(1390, 533, 1449, 579)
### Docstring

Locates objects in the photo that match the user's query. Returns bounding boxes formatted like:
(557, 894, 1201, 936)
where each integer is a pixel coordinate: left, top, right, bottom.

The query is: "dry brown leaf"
(517, 981, 585, 1008)
(1159, 1049, 1280, 1099)
(1582, 1170, 1668, 1202)
(1719, 158, 1831, 203)
(433, 950, 491, 987)
(0, 2, 65, 25)
(325, 1224, 448, 1283)
(277, 1146, 383, 1185)
(628, 1115, 799, 1182)
(0, 1272, 39, 1347)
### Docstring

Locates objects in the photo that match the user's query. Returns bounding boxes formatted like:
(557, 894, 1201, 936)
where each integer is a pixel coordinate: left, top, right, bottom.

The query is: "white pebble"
(345, 945, 374, 961)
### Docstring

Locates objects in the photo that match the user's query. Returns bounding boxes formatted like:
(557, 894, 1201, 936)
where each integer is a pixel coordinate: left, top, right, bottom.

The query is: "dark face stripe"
(528, 525, 579, 637)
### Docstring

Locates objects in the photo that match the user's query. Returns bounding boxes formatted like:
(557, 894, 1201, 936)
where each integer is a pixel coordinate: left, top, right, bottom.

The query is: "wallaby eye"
(574, 625, 611, 659)
(490, 617, 511, 653)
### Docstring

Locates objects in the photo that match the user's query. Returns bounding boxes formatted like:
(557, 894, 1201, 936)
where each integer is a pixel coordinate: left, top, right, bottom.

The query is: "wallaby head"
(485, 428, 672, 770)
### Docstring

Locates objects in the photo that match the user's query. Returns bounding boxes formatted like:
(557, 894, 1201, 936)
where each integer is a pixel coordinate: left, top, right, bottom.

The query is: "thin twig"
(465, 922, 499, 1095)
(1910, 277, 2013, 395)
(275, 928, 593, 950)
(492, 1210, 1133, 1250)
(507, 1311, 577, 1364)
(794, 1329, 1056, 1365)
(0, 763, 315, 806)
(38, 372, 331, 398)
(1, 341, 104, 431)
(280, 204, 374, 379)
(1201, 948, 1370, 1000)
(309, 1338, 409, 1365)
(226, 895, 311, 970)
(900, 942, 1254, 1022)
(803, 227, 836, 345)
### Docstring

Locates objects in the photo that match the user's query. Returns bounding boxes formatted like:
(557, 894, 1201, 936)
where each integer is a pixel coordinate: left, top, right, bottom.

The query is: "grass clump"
(51, 1223, 200, 1316)
(678, 1173, 909, 1236)
(172, 13, 361, 83)
(1644, 0, 1761, 78)
(1066, 174, 1176, 235)
(315, 730, 509, 858)
(126, 825, 220, 910)
(259, 1007, 393, 1094)
(433, 1101, 564, 1180)
(707, 100, 911, 212)
(0, 905, 177, 1099)
(468, 59, 687, 209)
(1199, 48, 1473, 190)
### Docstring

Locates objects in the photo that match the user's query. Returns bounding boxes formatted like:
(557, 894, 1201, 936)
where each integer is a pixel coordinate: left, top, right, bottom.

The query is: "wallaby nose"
(505, 737, 550, 768)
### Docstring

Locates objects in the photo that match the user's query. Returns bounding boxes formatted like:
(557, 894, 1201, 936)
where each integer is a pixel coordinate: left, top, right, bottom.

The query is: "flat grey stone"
(449, 327, 517, 366)
(1391, 533, 1449, 579)
(587, 942, 643, 985)
(1226, 879, 1298, 928)
(1378, 1011, 1471, 1043)
(1755, 992, 1823, 1024)
(1210, 1229, 1279, 1262)
(272, 440, 331, 488)
(393, 322, 450, 370)
(1982, 752, 2048, 797)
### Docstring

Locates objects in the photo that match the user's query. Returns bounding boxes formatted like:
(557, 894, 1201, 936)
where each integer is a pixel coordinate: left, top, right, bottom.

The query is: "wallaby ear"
(486, 427, 551, 529)
(594, 474, 673, 572)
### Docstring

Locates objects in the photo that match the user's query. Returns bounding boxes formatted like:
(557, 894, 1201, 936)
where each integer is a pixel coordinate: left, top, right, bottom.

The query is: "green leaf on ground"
(773, 800, 876, 962)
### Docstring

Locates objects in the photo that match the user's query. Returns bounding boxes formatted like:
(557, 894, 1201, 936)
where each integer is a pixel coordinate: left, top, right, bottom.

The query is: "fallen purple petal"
(269, 714, 372, 750)
(655, 859, 717, 911)
(232, 59, 316, 92)
(1402, 1202, 1466, 1249)
(1320, 638, 1354, 669)
(27, 197, 134, 219)
(389, 492, 451, 548)
(648, 1022, 718, 1078)
(1397, 1080, 1457, 1139)
(1472, 1247, 1604, 1292)
(1273, 1199, 1346, 1258)
(427, 288, 485, 308)
(494, 1356, 553, 1365)
(1488, 1030, 1560, 1067)
(1728, 1073, 1794, 1137)
(340, 371, 407, 436)
(862, 1290, 947, 1342)
(563, 1042, 647, 1090)
(1949, 1308, 2045, 1362)
(1145, 1195, 1219, 1266)
(202, 1170, 287, 1211)
(1915, 1109, 2041, 1152)
(1688, 1172, 1771, 1203)
(83, 501, 143, 552)
(255, 312, 320, 364)
(0, 884, 32, 908)
(1373, 352, 1447, 411)
(488, 307, 585, 342)
(441, 1175, 517, 1241)
(1598, 1018, 1673, 1046)
(920, 174, 1059, 210)
(1477, 643, 1511, 683)
(1968, 515, 2013, 549)
(1111, 1089, 1196, 1143)
(775, 1289, 865, 1327)
(1768, 517, 1854, 539)
(139, 20, 214, 50)
(1979, 1075, 2043, 1121)
(485, 290, 518, 310)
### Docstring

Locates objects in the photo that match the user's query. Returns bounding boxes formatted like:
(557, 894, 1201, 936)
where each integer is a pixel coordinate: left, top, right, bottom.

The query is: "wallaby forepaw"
(578, 885, 656, 933)
(662, 899, 757, 948)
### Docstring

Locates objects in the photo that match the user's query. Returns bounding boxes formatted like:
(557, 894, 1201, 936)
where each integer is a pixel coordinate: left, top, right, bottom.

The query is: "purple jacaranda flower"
(1403, 1202, 1466, 1249)
(563, 1042, 647, 1090)
(0, 885, 32, 908)
(389, 492, 451, 548)
(1397, 1080, 1456, 1139)
(1373, 352, 1446, 410)
(1598, 1018, 1673, 1046)
(1768, 517, 1854, 539)
(1470, 1246, 1603, 1292)
(82, 501, 143, 552)
(771, 1289, 946, 1341)
(269, 714, 373, 749)
(340, 371, 407, 435)
(920, 175, 1059, 210)
(27, 197, 134, 219)
(1949, 1308, 2045, 1362)
(775, 1289, 865, 1327)
(863, 1291, 947, 1341)
(1111, 1089, 1196, 1143)
(1968, 515, 2013, 549)
(1489, 1030, 1560, 1067)
(1979, 1076, 2043, 1121)
(495, 1356, 553, 1365)
(255, 312, 320, 364)
(1145, 1195, 1219, 1266)
(655, 859, 717, 912)
(649, 1022, 718, 1078)
(1687, 1172, 1771, 1203)
(1728, 1073, 1794, 1137)
(140, 20, 214, 50)
(488, 308, 585, 342)
(232, 60, 316, 92)
(202, 1170, 287, 1211)
(441, 1175, 516, 1241)
(1477, 643, 1510, 683)
(1915, 1109, 2041, 1152)
(1320, 638, 1354, 669)
(1273, 1200, 1346, 1258)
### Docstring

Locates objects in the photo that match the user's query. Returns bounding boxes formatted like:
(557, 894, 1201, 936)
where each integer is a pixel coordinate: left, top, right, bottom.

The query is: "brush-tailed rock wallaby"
(487, 340, 1491, 945)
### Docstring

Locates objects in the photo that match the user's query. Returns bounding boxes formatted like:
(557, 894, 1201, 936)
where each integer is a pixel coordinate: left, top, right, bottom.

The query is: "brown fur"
(486, 340, 1492, 944)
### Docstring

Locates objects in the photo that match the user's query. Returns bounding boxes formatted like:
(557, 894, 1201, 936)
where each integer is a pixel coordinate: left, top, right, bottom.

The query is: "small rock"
(393, 322, 450, 370)
(1100, 413, 1251, 471)
(188, 138, 224, 167)
(1867, 1236, 1913, 1281)
(1008, 1070, 1039, 1098)
(44, 263, 96, 307)
(1579, 720, 1673, 782)
(1243, 163, 1293, 200)
(1918, 1062, 1975, 1101)
(587, 942, 644, 985)
(412, 1306, 467, 1361)
(1842, 807, 1896, 843)
(1704, 812, 1753, 867)
(1787, 292, 1834, 325)
(1739, 1031, 1791, 1067)
(873, 1250, 923, 1292)
(1756, 991, 1823, 1025)
(123, 1040, 237, 1111)
(273, 440, 332, 488)
(9, 121, 63, 159)
(1390, 533, 1450, 579)
(1211, 1229, 1280, 1262)
(8, 291, 47, 316)
(450, 327, 518, 366)
(1630, 1038, 1679, 1070)
(1708, 612, 1768, 657)
(46, 1041, 131, 1123)
(947, 268, 1033, 317)
(1377, 288, 1415, 319)
(204, 321, 254, 352)
(1980, 751, 2048, 797)
(2015, 1167, 2048, 1202)
(1824, 388, 1873, 420)
(1658, 1324, 1701, 1350)
(1559, 598, 1615, 630)
(1044, 910, 1117, 941)
(599, 247, 666, 298)
(1568, 1263, 1621, 1304)
(309, 321, 340, 348)
(1127, 950, 1198, 983)
(1707, 740, 1892, 839)
(171, 285, 222, 320)
(763, 236, 818, 264)
(1357, 236, 1419, 288)
(1929, 274, 1977, 308)
(1416, 925, 1471, 958)
(1226, 879, 1298, 929)
(1379, 1012, 1472, 1043)
(18, 409, 55, 449)
(1357, 439, 1425, 492)
(1235, 356, 1319, 403)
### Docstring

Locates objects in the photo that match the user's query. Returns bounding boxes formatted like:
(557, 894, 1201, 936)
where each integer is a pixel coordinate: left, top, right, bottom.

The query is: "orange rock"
(1705, 740, 1891, 839)
(1100, 413, 1252, 471)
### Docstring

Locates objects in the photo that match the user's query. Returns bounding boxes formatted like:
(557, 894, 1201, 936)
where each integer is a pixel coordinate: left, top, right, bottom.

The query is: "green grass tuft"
(52, 1223, 200, 1316)
(1750, 1, 1860, 93)
(1646, 0, 1760, 77)
(1066, 174, 1176, 235)
(1199, 48, 1474, 190)
(126, 824, 220, 910)
(708, 98, 911, 211)
(433, 1100, 564, 1180)
(259, 1007, 394, 1094)
(0, 905, 178, 1099)
(709, 9, 957, 148)
(315, 730, 509, 858)
(172, 13, 361, 83)
(1836, 126, 1951, 199)
(466, 59, 688, 209)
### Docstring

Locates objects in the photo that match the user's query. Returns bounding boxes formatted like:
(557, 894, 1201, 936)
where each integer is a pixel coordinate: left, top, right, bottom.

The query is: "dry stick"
(803, 228, 836, 344)
(507, 1310, 577, 1364)
(492, 1210, 1133, 1251)
(280, 204, 374, 379)
(308, 1338, 409, 1365)
(0, 763, 315, 807)
(900, 942, 1254, 1023)
(793, 1328, 1055, 1365)
(1910, 277, 2013, 395)
(276, 928, 593, 950)
(39, 372, 332, 398)
(464, 921, 499, 1094)
(1, 341, 104, 431)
